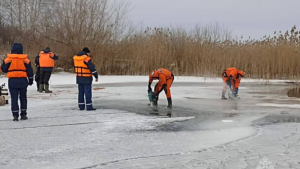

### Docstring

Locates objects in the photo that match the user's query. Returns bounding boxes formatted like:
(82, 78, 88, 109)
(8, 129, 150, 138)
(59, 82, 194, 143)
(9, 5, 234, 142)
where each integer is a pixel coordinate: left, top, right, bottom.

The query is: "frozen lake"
(1, 74, 300, 169)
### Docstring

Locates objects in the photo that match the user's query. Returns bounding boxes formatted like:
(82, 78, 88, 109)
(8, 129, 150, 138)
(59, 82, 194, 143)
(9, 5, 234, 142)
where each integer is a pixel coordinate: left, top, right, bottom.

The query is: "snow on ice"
(1, 73, 300, 169)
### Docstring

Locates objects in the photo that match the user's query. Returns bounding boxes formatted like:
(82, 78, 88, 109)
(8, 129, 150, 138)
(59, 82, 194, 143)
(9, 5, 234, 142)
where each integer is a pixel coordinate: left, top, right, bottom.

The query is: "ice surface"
(0, 73, 300, 169)
(257, 103, 300, 109)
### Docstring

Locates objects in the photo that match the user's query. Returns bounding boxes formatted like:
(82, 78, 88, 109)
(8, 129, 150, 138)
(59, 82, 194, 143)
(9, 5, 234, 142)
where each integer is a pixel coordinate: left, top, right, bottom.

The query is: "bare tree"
(32, 0, 131, 52)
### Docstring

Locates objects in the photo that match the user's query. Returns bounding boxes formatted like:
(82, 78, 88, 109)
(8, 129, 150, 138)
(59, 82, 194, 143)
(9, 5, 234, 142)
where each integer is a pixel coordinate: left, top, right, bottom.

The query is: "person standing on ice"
(1, 43, 34, 121)
(148, 69, 174, 115)
(221, 67, 245, 100)
(73, 47, 98, 111)
(34, 53, 41, 91)
(37, 47, 59, 93)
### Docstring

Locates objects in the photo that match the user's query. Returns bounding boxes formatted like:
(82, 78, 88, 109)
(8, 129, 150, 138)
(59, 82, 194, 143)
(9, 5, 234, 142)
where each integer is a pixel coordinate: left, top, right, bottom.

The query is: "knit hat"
(11, 43, 23, 54)
(82, 47, 90, 53)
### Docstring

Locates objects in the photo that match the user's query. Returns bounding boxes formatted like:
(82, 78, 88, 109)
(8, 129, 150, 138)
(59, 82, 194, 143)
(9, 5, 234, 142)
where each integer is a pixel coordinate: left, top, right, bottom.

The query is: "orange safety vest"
(39, 51, 55, 68)
(73, 55, 92, 77)
(4, 54, 29, 78)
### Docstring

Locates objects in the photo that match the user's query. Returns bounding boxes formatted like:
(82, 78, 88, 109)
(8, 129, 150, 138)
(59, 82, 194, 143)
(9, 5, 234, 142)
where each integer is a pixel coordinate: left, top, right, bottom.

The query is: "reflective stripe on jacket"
(73, 55, 92, 77)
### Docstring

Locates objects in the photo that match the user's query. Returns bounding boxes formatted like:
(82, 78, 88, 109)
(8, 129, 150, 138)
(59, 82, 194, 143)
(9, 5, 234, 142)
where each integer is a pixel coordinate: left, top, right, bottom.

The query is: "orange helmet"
(238, 70, 245, 77)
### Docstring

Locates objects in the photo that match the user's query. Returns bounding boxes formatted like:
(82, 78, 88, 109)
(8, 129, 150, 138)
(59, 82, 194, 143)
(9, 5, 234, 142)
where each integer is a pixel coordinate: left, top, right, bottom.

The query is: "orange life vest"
(4, 54, 29, 78)
(73, 55, 92, 77)
(39, 51, 55, 68)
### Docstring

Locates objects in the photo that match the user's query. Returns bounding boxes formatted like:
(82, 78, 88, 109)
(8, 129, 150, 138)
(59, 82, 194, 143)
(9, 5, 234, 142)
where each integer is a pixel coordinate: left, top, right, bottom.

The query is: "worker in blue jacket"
(73, 47, 98, 111)
(1, 43, 34, 121)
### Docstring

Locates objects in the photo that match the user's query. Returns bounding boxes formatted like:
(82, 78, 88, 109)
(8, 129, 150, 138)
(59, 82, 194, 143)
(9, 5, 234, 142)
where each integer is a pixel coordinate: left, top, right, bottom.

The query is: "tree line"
(1, 0, 300, 79)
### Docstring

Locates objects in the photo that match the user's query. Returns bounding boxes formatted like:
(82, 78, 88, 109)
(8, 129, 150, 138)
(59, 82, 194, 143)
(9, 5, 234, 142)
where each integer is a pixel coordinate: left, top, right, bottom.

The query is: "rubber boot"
(20, 115, 28, 120)
(45, 85, 52, 93)
(39, 84, 44, 93)
(221, 90, 227, 100)
(167, 98, 172, 117)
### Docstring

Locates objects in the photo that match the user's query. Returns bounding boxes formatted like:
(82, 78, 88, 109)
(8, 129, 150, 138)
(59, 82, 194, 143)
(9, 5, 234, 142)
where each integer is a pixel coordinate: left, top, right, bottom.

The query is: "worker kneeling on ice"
(222, 67, 245, 100)
(148, 69, 174, 115)
(73, 47, 98, 111)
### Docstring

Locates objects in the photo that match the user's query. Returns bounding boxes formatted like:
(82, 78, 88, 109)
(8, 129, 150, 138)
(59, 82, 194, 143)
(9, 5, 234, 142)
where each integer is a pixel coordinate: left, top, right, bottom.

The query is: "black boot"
(221, 90, 227, 100)
(167, 98, 172, 117)
(87, 108, 96, 111)
(13, 116, 19, 121)
(167, 98, 172, 109)
(20, 115, 28, 120)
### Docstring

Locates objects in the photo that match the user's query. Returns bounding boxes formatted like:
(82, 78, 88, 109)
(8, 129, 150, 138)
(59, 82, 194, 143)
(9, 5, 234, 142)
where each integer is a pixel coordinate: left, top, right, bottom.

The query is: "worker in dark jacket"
(34, 54, 41, 91)
(37, 47, 59, 93)
(73, 47, 98, 111)
(1, 43, 34, 121)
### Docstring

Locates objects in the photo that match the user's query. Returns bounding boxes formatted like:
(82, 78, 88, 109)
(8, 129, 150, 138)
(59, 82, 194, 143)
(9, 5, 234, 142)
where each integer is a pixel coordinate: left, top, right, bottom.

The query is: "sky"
(122, 0, 299, 39)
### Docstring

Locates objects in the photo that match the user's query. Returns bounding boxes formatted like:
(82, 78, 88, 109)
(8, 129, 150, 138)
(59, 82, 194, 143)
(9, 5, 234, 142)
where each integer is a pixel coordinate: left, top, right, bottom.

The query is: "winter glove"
(28, 78, 33, 86)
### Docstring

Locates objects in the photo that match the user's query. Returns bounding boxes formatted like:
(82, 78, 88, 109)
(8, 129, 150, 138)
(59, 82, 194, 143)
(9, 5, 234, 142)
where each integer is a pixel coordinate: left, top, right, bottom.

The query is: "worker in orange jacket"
(74, 47, 98, 111)
(1, 43, 34, 121)
(222, 67, 245, 100)
(148, 69, 174, 115)
(37, 47, 59, 93)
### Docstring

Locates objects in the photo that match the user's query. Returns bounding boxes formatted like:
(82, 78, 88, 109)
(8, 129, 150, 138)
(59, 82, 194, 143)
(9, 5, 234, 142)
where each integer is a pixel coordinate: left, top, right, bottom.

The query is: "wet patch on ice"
(0, 108, 195, 132)
(252, 95, 267, 98)
(253, 114, 300, 126)
(183, 97, 205, 100)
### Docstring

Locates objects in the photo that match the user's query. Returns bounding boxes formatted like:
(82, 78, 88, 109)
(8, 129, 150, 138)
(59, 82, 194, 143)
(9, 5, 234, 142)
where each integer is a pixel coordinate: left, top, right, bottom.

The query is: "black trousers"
(35, 67, 40, 90)
(39, 71, 52, 85)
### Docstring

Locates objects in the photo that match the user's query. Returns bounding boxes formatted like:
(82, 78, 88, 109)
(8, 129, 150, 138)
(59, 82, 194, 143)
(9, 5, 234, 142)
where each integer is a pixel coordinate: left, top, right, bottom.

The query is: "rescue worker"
(38, 47, 59, 93)
(73, 47, 98, 111)
(222, 67, 245, 100)
(148, 68, 174, 115)
(1, 43, 34, 121)
(34, 53, 41, 91)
